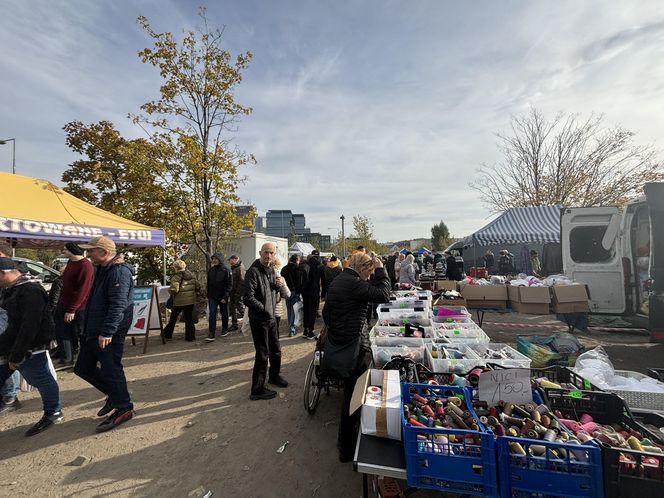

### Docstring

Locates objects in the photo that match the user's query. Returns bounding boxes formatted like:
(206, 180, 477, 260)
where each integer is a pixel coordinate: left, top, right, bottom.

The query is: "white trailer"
(215, 232, 289, 267)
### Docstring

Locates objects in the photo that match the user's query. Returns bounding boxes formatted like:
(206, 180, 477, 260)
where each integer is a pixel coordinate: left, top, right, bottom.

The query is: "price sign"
(478, 368, 532, 406)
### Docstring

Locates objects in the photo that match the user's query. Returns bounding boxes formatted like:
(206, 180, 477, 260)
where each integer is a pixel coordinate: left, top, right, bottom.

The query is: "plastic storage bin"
(425, 343, 482, 373)
(369, 325, 434, 339)
(470, 343, 531, 368)
(545, 389, 663, 498)
(402, 383, 498, 497)
(433, 324, 491, 345)
(378, 300, 430, 312)
(572, 369, 664, 411)
(372, 343, 425, 368)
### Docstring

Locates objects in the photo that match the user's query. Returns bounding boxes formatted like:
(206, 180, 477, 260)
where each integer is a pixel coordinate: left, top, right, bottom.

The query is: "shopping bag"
(241, 307, 251, 336)
(293, 300, 304, 327)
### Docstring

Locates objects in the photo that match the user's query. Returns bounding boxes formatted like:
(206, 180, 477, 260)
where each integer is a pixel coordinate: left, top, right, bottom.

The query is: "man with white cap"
(75, 236, 135, 432)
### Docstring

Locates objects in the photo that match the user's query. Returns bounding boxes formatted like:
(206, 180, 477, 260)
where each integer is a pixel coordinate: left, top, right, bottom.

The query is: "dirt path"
(0, 319, 361, 498)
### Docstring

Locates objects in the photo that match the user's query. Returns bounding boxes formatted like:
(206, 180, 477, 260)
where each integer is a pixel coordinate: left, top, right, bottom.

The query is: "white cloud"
(2, 0, 664, 242)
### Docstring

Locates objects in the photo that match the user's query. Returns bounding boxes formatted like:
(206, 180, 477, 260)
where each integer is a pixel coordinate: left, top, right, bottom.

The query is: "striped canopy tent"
(460, 205, 562, 248)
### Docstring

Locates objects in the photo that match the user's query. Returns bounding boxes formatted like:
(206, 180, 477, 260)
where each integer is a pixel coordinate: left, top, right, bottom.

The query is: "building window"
(569, 226, 613, 263)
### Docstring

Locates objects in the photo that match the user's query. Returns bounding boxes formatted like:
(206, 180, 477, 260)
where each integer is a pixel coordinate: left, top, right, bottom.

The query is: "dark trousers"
(54, 303, 84, 362)
(74, 335, 133, 411)
(0, 353, 61, 415)
(249, 318, 281, 395)
(163, 304, 196, 341)
(302, 293, 320, 332)
(229, 293, 244, 326)
(208, 298, 229, 336)
(338, 347, 372, 457)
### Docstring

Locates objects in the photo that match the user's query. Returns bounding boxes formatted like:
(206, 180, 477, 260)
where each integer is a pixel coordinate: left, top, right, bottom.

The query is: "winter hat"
(65, 242, 84, 256)
(173, 259, 186, 271)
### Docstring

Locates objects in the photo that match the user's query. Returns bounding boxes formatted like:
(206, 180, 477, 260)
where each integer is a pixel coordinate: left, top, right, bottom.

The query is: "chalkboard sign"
(478, 368, 532, 406)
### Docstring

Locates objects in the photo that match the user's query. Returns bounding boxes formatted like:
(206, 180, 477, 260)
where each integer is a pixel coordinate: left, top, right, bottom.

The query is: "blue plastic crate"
(497, 435, 603, 498)
(402, 383, 499, 497)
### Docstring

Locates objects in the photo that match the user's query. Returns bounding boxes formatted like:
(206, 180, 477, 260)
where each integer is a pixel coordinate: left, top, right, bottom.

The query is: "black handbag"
(321, 334, 360, 379)
(165, 296, 174, 309)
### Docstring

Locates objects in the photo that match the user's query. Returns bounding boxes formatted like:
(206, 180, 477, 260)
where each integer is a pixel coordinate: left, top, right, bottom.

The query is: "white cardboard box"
(349, 369, 402, 441)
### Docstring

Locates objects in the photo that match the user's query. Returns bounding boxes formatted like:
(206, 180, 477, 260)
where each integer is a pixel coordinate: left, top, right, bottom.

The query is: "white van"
(561, 182, 663, 340)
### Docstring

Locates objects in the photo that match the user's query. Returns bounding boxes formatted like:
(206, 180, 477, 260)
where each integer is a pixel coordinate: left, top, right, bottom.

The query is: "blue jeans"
(0, 353, 61, 415)
(0, 370, 20, 402)
(286, 294, 300, 334)
(208, 298, 229, 336)
(74, 335, 133, 411)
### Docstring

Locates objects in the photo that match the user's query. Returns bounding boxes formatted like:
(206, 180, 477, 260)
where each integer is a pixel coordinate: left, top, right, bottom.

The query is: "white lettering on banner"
(23, 221, 41, 233)
(0, 217, 152, 242)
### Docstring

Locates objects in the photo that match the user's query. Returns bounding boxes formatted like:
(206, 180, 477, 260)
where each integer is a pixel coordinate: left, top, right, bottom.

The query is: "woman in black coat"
(322, 253, 391, 462)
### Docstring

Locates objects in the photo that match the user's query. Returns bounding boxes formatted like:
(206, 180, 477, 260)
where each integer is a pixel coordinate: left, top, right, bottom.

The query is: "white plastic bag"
(293, 300, 304, 327)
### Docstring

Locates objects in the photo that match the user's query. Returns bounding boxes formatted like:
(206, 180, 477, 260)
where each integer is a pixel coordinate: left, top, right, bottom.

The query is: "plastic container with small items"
(425, 342, 482, 373)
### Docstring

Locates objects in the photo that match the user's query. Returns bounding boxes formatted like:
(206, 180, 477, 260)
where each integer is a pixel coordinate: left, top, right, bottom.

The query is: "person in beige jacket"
(164, 260, 202, 342)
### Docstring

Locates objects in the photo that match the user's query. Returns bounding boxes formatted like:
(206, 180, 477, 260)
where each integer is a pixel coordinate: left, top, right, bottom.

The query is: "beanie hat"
(65, 242, 84, 256)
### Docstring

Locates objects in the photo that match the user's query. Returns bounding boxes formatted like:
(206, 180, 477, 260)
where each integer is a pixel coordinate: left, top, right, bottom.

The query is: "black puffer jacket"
(281, 261, 304, 294)
(323, 267, 390, 348)
(0, 276, 55, 364)
(303, 255, 324, 296)
(243, 259, 279, 321)
(207, 252, 232, 301)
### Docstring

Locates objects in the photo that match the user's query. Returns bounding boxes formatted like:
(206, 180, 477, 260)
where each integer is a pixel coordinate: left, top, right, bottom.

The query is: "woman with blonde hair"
(399, 253, 418, 286)
(322, 252, 391, 462)
(163, 260, 202, 342)
(270, 256, 291, 336)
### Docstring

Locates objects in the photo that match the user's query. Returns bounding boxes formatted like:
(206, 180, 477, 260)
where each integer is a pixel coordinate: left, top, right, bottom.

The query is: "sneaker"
(288, 331, 295, 337)
(0, 398, 21, 416)
(268, 376, 289, 388)
(96, 408, 134, 433)
(304, 333, 317, 341)
(249, 388, 277, 401)
(25, 411, 64, 437)
(220, 329, 230, 337)
(205, 335, 216, 342)
(228, 325, 239, 332)
(97, 397, 113, 417)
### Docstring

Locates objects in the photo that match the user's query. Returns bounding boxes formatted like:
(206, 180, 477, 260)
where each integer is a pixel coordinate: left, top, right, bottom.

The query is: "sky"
(2, 1, 664, 243)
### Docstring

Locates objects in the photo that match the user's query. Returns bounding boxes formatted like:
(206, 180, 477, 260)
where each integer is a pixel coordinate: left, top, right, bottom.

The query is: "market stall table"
(467, 307, 511, 327)
(353, 433, 406, 498)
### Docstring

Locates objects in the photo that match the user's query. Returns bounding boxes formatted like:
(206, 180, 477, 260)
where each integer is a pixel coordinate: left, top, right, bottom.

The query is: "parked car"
(12, 257, 61, 291)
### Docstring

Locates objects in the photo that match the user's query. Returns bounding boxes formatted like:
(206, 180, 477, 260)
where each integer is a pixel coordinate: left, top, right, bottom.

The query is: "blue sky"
(2, 1, 664, 242)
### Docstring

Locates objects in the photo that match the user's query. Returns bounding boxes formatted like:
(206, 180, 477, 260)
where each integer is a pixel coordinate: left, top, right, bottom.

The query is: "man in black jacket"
(243, 243, 289, 400)
(206, 252, 232, 341)
(302, 250, 325, 339)
(0, 257, 63, 436)
(280, 254, 302, 337)
(227, 255, 245, 332)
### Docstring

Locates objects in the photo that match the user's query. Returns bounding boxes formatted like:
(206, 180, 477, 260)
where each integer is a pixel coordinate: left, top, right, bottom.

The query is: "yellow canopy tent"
(0, 172, 164, 248)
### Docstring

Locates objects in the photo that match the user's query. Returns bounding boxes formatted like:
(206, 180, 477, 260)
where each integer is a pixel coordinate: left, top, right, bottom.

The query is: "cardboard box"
(434, 280, 458, 292)
(508, 286, 551, 315)
(461, 284, 508, 308)
(551, 284, 590, 313)
(350, 369, 402, 441)
(434, 298, 468, 308)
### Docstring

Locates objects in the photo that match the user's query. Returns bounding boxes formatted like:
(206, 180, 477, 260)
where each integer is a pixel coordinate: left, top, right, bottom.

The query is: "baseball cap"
(80, 236, 116, 253)
(0, 257, 18, 271)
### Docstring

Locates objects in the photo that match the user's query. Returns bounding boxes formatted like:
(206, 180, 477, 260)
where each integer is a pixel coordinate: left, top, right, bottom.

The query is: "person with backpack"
(301, 250, 325, 340)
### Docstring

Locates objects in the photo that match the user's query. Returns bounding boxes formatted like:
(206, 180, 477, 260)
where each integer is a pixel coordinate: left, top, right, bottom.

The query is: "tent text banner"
(0, 216, 163, 247)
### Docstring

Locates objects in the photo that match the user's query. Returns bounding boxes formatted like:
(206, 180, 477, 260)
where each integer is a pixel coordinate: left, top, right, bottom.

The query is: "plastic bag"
(293, 300, 303, 327)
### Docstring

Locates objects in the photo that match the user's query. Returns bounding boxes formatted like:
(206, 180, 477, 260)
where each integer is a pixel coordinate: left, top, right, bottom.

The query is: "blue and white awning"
(463, 205, 562, 247)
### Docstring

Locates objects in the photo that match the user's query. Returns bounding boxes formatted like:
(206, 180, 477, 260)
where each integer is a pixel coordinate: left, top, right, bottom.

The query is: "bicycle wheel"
(303, 359, 321, 414)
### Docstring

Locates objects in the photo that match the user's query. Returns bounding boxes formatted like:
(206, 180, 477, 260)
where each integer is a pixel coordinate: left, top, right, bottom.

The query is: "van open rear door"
(645, 183, 664, 342)
(561, 207, 625, 313)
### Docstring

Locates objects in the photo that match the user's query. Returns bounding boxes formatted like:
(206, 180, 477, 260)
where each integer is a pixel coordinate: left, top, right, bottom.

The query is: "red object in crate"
(469, 267, 488, 278)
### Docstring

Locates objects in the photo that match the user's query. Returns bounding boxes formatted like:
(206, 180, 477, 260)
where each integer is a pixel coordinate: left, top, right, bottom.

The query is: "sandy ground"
(1, 311, 662, 498)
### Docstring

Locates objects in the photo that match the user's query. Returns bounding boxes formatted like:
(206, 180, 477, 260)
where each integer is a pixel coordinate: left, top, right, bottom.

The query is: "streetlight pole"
(340, 214, 346, 258)
(0, 138, 16, 174)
